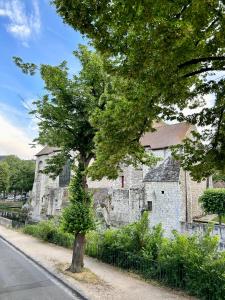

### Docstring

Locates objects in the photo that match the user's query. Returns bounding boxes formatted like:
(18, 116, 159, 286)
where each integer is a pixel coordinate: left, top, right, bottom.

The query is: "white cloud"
(0, 102, 41, 159)
(0, 0, 41, 45)
(0, 113, 41, 159)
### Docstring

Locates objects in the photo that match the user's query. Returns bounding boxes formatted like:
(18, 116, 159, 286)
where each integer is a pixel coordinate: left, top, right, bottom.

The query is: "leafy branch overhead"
(53, 0, 225, 180)
(13, 46, 157, 179)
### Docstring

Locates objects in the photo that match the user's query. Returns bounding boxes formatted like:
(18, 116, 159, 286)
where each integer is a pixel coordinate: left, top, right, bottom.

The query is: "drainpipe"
(185, 171, 188, 222)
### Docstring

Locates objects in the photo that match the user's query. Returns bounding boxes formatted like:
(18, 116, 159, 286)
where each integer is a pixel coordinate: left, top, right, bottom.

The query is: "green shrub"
(199, 188, 225, 224)
(23, 214, 225, 299)
(23, 220, 74, 248)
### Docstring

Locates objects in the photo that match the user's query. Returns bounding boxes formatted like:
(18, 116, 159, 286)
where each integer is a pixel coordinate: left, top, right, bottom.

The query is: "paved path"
(0, 237, 78, 300)
(0, 226, 196, 300)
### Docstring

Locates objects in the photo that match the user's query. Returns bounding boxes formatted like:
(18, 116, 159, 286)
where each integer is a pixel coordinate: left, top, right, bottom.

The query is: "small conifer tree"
(61, 164, 94, 272)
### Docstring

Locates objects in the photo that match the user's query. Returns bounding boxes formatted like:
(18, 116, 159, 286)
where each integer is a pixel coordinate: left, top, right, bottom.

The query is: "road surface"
(0, 237, 79, 300)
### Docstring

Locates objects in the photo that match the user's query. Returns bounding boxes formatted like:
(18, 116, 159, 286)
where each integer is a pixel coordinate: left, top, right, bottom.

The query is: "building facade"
(31, 122, 212, 235)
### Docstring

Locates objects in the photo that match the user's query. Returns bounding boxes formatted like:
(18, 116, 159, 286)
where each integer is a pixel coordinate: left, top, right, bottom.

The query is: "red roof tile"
(140, 122, 193, 149)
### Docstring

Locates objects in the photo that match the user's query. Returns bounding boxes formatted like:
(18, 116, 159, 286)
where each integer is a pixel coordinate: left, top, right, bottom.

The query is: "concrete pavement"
(0, 238, 78, 300)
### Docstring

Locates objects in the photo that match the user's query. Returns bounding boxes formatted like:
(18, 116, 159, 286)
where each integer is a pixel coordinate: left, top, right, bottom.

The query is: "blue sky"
(0, 0, 86, 159)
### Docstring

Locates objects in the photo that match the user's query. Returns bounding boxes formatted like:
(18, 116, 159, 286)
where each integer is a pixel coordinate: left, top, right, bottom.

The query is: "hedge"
(23, 213, 225, 299)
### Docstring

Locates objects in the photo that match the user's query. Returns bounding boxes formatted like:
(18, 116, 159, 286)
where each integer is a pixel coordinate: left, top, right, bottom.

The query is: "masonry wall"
(181, 222, 225, 251)
(109, 187, 145, 226)
(31, 154, 64, 220)
(145, 181, 183, 235)
(179, 169, 211, 223)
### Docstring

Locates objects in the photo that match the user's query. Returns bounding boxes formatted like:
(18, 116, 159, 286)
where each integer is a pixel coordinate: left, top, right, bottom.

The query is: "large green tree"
(53, 0, 225, 180)
(14, 46, 157, 271)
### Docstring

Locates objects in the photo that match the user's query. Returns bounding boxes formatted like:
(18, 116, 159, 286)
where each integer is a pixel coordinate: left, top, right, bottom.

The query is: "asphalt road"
(0, 238, 79, 300)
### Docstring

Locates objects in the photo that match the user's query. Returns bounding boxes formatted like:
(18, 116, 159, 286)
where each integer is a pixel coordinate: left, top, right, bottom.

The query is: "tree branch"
(178, 56, 225, 69)
(174, 1, 192, 19)
(182, 67, 225, 78)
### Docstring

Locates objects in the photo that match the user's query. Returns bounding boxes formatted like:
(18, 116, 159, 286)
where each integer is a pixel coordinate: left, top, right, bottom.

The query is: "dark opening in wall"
(147, 201, 152, 211)
(161, 191, 164, 194)
(121, 175, 124, 188)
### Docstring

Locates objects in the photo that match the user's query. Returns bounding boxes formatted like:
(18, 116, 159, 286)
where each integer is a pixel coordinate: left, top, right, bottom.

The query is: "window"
(161, 191, 164, 194)
(147, 201, 152, 211)
(121, 175, 124, 188)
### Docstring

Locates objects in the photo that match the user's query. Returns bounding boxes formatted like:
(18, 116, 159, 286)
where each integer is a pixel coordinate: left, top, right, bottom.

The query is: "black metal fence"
(86, 242, 185, 288)
(85, 241, 224, 300)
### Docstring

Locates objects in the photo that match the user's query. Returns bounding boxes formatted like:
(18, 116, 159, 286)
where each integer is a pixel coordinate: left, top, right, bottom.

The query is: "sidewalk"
(0, 226, 196, 300)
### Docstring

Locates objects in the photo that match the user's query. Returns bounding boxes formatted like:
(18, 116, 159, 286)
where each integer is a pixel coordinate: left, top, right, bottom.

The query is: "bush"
(199, 188, 225, 224)
(23, 220, 74, 248)
(85, 215, 225, 300)
(23, 214, 225, 299)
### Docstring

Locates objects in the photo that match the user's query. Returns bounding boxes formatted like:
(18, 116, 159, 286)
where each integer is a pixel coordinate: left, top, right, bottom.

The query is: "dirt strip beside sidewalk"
(0, 226, 196, 300)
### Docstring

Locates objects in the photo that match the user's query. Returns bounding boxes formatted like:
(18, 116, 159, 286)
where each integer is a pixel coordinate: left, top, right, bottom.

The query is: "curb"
(0, 234, 90, 300)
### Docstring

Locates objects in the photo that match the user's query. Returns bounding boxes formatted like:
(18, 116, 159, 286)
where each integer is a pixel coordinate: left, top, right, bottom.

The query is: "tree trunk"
(219, 215, 222, 225)
(68, 232, 86, 273)
(68, 156, 90, 273)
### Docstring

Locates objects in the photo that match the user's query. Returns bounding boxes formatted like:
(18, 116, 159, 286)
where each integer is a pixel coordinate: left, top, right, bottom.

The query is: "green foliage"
(60, 166, 94, 235)
(23, 212, 225, 299)
(14, 46, 109, 178)
(199, 188, 225, 223)
(14, 46, 157, 180)
(0, 161, 9, 194)
(23, 220, 74, 248)
(2, 156, 35, 193)
(53, 0, 225, 180)
(86, 220, 224, 299)
(86, 212, 164, 260)
(213, 172, 225, 182)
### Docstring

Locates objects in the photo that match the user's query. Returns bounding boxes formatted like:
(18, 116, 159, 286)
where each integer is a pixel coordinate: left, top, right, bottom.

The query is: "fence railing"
(85, 241, 223, 300)
(86, 242, 186, 288)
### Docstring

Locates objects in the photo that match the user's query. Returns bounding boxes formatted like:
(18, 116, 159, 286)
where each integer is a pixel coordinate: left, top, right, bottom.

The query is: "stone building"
(31, 122, 212, 234)
(31, 147, 70, 220)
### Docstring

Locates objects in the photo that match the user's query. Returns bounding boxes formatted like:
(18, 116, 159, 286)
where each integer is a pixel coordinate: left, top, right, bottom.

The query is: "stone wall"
(179, 169, 212, 223)
(0, 216, 12, 228)
(91, 187, 145, 227)
(145, 181, 183, 235)
(181, 222, 225, 251)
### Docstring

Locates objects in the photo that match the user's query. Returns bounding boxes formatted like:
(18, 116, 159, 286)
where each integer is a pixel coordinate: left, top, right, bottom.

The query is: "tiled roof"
(140, 122, 192, 149)
(143, 156, 180, 182)
(213, 181, 225, 188)
(35, 146, 60, 157)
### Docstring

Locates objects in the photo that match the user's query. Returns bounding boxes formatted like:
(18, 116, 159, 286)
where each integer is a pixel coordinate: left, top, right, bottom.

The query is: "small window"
(121, 175, 124, 188)
(161, 191, 164, 194)
(147, 201, 152, 211)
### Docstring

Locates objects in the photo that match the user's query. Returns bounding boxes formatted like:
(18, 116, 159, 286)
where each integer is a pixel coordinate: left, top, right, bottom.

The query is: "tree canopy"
(53, 0, 225, 180)
(0, 161, 9, 196)
(14, 46, 157, 179)
(199, 188, 225, 224)
(2, 156, 35, 194)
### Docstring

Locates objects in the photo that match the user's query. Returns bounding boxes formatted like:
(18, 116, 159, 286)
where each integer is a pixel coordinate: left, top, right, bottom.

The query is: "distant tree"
(4, 155, 22, 194)
(3, 156, 35, 196)
(16, 160, 35, 194)
(199, 189, 225, 225)
(53, 0, 225, 180)
(0, 162, 9, 198)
